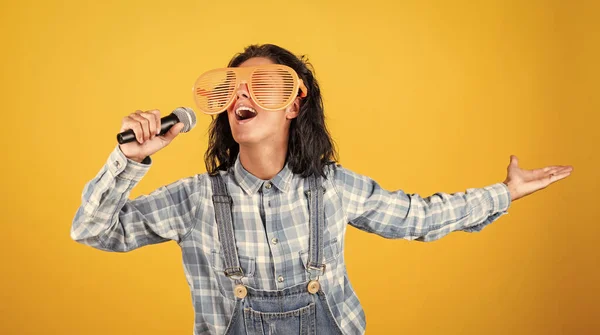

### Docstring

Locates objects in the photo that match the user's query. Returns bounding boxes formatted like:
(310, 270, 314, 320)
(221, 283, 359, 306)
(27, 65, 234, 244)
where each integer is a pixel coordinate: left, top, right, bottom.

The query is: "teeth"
(235, 106, 257, 117)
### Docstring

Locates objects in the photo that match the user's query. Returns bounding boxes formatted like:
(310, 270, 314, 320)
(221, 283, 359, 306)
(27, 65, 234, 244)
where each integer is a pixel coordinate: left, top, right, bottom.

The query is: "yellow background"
(1, 0, 598, 334)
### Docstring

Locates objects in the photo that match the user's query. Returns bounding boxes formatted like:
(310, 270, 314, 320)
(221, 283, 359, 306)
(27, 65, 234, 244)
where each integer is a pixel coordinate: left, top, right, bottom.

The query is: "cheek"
(225, 111, 238, 129)
(263, 111, 287, 125)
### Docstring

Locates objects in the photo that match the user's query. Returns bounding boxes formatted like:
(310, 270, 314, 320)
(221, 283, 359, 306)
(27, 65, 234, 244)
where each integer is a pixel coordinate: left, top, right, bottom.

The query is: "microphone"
(117, 107, 197, 144)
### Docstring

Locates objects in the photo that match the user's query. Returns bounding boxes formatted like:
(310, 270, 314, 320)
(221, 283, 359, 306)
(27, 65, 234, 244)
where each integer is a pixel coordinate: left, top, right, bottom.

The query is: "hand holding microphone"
(117, 107, 197, 163)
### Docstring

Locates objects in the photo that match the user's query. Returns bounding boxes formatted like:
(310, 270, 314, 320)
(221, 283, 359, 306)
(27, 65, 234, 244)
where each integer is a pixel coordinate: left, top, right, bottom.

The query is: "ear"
(285, 97, 301, 120)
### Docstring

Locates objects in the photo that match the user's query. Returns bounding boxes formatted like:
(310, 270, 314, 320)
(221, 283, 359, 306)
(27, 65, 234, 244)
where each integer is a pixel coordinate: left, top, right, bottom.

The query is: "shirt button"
(265, 182, 272, 189)
(277, 275, 284, 283)
(115, 161, 121, 168)
(271, 238, 278, 245)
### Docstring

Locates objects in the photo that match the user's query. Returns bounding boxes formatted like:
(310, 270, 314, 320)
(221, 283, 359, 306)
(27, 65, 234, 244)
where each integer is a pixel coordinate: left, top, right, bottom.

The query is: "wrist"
(503, 180, 518, 201)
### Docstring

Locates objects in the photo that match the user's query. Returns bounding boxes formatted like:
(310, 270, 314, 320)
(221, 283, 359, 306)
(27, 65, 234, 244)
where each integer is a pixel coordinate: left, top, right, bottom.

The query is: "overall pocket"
(244, 303, 316, 335)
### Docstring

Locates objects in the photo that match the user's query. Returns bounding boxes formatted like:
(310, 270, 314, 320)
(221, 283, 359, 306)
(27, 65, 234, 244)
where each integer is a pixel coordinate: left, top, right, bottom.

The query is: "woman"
(71, 44, 573, 334)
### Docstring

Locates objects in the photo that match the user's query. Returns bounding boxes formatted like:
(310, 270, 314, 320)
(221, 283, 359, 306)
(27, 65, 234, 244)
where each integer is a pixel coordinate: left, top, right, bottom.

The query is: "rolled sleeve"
(485, 182, 512, 214)
(460, 182, 511, 234)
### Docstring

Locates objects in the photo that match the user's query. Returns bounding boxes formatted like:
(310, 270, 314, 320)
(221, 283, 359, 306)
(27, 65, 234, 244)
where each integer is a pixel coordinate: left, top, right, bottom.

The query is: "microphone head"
(172, 107, 197, 133)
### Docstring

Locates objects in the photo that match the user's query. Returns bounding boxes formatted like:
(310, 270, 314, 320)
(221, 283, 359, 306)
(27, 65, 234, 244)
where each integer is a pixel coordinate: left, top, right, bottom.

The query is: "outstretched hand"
(503, 155, 573, 201)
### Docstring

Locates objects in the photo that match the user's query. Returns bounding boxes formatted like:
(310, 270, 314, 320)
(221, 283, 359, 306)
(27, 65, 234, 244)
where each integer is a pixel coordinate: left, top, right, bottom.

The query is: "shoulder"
(322, 162, 363, 194)
(323, 162, 369, 184)
(323, 162, 344, 178)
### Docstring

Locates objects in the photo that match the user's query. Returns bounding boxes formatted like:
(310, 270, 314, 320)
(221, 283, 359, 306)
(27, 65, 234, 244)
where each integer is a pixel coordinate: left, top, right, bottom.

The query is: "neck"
(239, 140, 288, 180)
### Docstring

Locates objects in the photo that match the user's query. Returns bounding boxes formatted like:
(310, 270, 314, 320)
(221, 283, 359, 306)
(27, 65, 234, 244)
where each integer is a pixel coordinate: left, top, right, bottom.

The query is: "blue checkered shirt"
(71, 146, 511, 334)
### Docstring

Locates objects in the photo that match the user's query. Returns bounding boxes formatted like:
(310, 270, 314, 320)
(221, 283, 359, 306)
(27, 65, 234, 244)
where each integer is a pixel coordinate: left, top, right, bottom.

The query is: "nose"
(236, 83, 250, 99)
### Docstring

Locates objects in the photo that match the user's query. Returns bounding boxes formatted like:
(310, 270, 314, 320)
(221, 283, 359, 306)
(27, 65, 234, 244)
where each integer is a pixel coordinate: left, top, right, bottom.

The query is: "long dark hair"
(204, 44, 338, 178)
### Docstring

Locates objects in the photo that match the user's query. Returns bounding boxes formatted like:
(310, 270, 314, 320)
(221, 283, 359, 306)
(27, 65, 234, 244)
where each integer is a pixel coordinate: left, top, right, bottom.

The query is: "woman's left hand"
(503, 155, 574, 201)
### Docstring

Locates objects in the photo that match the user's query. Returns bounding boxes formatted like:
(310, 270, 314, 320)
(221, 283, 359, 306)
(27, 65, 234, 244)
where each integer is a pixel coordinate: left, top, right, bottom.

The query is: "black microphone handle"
(117, 113, 180, 144)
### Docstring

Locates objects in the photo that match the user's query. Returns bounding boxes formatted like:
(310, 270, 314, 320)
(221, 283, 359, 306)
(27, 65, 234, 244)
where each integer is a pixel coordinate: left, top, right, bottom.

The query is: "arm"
(70, 146, 203, 252)
(330, 165, 511, 242)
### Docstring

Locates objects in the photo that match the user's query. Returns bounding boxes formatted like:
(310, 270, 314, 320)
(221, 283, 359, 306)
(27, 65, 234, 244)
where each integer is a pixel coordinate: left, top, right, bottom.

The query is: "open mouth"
(235, 106, 258, 121)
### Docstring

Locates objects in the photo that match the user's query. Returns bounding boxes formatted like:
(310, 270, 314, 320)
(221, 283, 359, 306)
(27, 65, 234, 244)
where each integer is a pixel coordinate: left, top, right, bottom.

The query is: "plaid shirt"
(71, 146, 511, 334)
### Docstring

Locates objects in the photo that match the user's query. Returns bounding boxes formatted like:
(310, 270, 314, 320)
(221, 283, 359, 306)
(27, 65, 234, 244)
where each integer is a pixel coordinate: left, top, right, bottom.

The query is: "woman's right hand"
(118, 109, 185, 163)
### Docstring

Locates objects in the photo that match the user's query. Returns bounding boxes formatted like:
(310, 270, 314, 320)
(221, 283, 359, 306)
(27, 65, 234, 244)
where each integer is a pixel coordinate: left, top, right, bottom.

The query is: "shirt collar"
(232, 155, 293, 194)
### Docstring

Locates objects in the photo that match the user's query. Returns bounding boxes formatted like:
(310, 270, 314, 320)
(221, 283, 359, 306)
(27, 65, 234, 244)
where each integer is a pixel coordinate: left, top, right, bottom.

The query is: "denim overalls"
(210, 173, 345, 335)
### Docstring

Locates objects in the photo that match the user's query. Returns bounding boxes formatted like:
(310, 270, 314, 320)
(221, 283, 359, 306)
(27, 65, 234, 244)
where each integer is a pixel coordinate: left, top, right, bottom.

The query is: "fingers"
(148, 109, 161, 136)
(541, 166, 561, 173)
(545, 166, 574, 179)
(549, 169, 573, 183)
(529, 165, 575, 180)
(550, 166, 573, 176)
(121, 110, 161, 144)
(541, 165, 573, 173)
(161, 122, 184, 143)
(121, 113, 143, 144)
(527, 167, 573, 194)
(126, 112, 150, 143)
(139, 110, 160, 138)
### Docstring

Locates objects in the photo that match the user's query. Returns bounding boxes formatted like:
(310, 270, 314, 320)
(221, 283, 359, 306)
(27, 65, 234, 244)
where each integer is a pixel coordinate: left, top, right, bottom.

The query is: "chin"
(231, 131, 263, 146)
(229, 121, 268, 146)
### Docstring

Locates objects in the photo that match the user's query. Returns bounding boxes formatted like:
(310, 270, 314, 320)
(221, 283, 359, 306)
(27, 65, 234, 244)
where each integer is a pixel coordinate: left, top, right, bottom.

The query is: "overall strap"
(209, 173, 244, 279)
(306, 174, 326, 280)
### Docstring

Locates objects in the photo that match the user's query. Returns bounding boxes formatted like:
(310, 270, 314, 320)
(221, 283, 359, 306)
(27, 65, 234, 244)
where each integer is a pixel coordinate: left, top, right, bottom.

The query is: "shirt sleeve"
(70, 146, 204, 252)
(330, 164, 511, 242)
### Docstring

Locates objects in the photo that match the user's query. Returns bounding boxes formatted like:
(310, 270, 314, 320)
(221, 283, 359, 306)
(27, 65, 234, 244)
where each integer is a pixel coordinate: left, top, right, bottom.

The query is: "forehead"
(238, 57, 274, 68)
